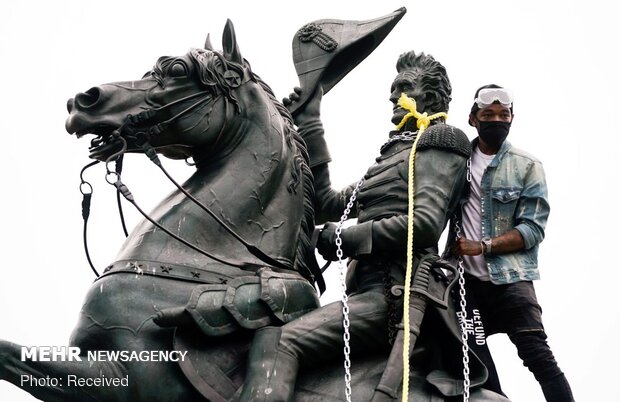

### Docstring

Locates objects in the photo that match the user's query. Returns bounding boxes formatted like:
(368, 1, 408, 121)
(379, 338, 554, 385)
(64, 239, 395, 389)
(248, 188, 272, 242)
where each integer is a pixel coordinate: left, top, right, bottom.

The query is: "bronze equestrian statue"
(0, 12, 508, 402)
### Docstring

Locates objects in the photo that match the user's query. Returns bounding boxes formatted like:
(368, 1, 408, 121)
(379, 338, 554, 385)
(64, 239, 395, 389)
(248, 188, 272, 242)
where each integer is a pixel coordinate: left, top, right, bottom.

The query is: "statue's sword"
(371, 256, 458, 402)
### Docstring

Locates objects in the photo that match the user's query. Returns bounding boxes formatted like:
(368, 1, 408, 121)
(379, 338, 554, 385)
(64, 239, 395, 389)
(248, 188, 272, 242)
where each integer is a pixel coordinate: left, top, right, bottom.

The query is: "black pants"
(464, 276, 574, 401)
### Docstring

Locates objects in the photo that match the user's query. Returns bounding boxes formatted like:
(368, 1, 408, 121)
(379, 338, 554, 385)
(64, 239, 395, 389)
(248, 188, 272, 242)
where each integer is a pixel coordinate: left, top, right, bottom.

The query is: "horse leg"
(0, 339, 129, 402)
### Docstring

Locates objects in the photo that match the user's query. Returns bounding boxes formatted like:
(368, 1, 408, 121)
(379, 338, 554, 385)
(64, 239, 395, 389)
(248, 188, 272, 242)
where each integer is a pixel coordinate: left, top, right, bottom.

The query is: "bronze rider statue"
(238, 44, 502, 400)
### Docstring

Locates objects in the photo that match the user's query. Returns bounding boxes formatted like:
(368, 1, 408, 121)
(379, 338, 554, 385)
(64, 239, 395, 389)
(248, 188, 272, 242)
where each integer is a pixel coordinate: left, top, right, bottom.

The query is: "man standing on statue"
(447, 84, 574, 401)
(238, 44, 504, 400)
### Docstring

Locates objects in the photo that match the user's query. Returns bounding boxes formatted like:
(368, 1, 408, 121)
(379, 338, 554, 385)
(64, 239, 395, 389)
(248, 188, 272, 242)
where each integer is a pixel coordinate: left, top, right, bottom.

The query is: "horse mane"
(181, 49, 317, 283)
(252, 74, 317, 282)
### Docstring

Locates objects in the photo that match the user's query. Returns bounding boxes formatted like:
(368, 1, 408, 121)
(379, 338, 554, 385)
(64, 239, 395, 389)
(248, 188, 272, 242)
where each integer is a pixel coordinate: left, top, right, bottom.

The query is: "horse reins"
(79, 160, 100, 276)
(79, 88, 292, 277)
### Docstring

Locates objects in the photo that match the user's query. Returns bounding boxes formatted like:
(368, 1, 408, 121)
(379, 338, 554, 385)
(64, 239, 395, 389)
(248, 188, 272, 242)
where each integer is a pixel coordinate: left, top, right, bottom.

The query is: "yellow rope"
(397, 93, 447, 402)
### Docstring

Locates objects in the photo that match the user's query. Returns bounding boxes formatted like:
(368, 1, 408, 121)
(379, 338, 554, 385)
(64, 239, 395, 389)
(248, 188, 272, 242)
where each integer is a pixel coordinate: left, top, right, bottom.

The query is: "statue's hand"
(283, 86, 323, 127)
(282, 86, 303, 107)
(317, 222, 339, 261)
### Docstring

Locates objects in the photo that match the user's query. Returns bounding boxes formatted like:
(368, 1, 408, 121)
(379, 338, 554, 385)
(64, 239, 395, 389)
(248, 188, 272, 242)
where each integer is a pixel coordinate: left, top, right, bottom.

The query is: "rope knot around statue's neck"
(395, 93, 448, 133)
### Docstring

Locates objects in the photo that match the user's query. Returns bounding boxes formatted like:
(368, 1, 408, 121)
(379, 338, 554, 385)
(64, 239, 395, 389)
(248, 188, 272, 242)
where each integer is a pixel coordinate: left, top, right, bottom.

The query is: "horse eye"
(169, 62, 188, 77)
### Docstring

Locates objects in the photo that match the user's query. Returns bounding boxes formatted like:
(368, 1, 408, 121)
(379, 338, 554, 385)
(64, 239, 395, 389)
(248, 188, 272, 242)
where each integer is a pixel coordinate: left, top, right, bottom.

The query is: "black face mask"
(477, 121, 511, 148)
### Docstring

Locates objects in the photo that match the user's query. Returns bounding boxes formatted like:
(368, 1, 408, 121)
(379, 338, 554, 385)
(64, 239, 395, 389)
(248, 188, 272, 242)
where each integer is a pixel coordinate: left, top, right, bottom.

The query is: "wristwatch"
(481, 237, 492, 255)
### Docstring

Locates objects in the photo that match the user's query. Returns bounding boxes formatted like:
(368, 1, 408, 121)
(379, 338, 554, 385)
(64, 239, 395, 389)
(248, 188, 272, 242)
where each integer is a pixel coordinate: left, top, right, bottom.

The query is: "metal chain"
(380, 131, 417, 152)
(334, 177, 365, 402)
(456, 156, 472, 402)
(387, 131, 416, 143)
(456, 233, 471, 401)
(333, 134, 416, 400)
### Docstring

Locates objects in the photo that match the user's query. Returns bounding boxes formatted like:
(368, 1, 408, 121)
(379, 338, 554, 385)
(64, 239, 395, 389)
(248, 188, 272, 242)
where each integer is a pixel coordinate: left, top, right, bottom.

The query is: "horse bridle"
(79, 81, 293, 277)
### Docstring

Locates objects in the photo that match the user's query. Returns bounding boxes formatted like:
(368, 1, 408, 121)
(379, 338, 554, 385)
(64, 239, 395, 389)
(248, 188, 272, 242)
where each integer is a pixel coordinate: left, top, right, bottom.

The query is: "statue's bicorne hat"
(289, 7, 407, 116)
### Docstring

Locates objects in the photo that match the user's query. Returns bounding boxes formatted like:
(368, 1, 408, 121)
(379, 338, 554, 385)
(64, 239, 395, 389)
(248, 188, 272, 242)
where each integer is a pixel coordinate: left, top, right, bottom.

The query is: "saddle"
(149, 266, 319, 401)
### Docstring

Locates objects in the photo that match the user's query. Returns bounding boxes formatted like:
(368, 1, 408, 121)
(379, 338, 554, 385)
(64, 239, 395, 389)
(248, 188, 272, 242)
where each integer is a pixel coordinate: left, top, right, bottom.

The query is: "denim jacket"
(444, 139, 550, 284)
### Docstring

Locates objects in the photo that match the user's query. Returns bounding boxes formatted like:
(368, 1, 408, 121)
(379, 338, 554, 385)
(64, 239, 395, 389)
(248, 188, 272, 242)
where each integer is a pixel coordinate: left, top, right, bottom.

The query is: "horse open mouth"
(72, 125, 126, 160)
(88, 133, 127, 160)
(66, 106, 128, 159)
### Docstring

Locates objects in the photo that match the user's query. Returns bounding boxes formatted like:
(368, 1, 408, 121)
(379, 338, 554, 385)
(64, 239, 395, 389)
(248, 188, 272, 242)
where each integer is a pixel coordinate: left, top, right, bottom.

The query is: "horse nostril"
(74, 87, 102, 109)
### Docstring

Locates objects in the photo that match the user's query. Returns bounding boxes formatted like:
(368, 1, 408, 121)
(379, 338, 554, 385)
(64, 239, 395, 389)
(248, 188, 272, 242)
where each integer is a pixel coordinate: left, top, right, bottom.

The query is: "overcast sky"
(1, 1, 618, 401)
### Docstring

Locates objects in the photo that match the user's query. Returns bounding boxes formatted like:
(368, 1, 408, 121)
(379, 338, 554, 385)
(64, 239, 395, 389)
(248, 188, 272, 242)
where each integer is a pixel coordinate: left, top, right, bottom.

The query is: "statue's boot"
(541, 373, 574, 402)
(238, 327, 298, 402)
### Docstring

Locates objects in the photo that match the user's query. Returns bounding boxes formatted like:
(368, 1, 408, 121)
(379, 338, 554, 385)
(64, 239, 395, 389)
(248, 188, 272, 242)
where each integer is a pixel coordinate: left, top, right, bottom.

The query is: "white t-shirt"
(461, 146, 495, 280)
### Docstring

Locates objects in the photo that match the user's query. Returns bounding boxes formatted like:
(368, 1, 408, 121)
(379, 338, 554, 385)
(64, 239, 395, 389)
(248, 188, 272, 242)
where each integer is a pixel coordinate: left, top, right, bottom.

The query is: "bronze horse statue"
(0, 20, 508, 401)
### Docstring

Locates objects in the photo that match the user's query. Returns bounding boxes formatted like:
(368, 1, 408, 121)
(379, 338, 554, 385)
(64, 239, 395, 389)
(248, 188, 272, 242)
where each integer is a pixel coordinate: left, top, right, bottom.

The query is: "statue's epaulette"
(417, 124, 472, 158)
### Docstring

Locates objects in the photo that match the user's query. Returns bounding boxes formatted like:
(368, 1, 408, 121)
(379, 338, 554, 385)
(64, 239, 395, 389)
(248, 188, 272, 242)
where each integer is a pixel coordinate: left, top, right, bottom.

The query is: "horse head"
(66, 20, 318, 285)
(66, 20, 269, 164)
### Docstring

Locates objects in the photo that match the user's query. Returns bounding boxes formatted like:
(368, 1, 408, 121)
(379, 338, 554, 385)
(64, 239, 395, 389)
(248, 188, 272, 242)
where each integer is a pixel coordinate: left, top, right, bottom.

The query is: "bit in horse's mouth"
(87, 132, 125, 160)
(70, 123, 125, 159)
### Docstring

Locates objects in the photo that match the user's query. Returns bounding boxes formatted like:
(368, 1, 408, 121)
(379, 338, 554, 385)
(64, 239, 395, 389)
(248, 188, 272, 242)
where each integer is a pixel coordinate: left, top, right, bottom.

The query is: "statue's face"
(389, 69, 426, 126)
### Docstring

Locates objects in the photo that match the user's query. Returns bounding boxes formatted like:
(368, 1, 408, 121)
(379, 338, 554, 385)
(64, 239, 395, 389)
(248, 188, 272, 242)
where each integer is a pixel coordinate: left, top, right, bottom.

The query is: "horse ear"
(222, 19, 243, 64)
(204, 34, 214, 51)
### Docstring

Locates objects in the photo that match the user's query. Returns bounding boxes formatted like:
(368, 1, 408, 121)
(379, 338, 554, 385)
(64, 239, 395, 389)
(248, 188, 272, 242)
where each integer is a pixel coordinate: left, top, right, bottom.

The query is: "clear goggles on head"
(474, 88, 513, 108)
